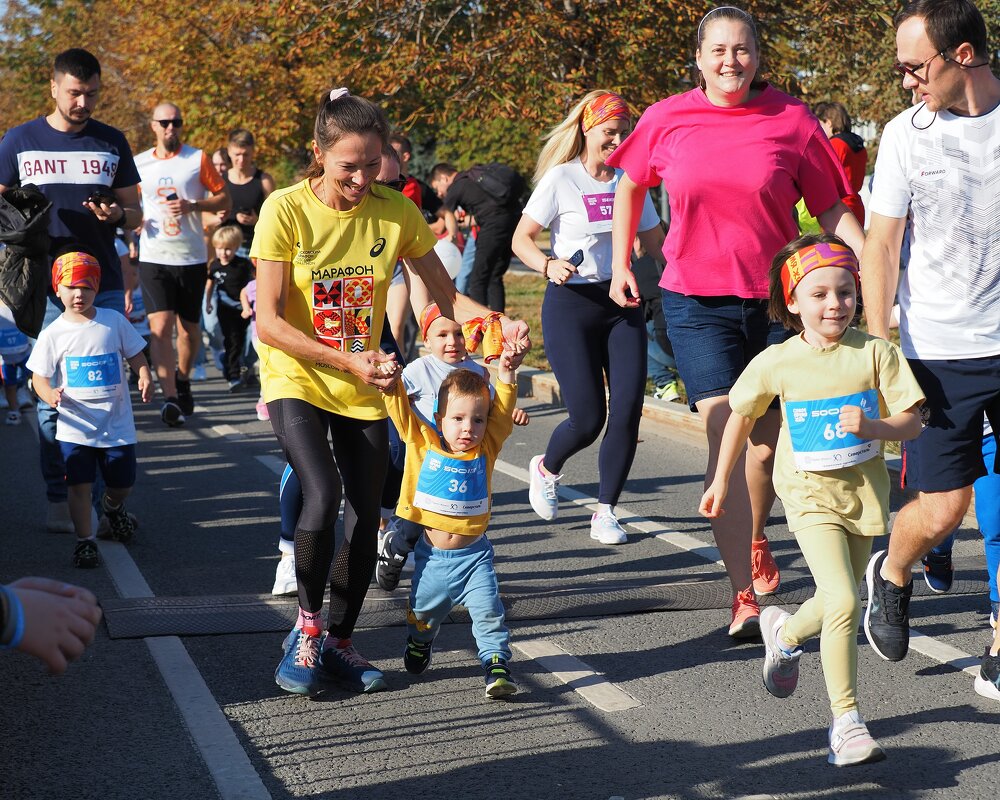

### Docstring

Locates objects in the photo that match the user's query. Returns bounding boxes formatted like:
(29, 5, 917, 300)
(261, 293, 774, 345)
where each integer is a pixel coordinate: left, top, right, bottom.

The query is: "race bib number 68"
(784, 389, 880, 471)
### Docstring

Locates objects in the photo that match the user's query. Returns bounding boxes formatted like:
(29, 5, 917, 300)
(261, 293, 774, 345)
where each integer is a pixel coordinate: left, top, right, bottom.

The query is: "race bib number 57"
(784, 390, 880, 471)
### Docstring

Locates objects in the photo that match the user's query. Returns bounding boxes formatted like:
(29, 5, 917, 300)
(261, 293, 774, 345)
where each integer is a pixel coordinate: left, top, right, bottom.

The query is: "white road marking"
(255, 454, 285, 476)
(212, 424, 246, 440)
(493, 458, 985, 686)
(27, 417, 271, 800)
(513, 640, 640, 712)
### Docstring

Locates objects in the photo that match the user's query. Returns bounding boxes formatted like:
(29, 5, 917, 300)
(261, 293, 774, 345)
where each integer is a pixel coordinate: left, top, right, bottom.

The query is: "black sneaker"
(161, 397, 185, 427)
(864, 549, 912, 662)
(376, 526, 407, 592)
(921, 551, 954, 594)
(483, 655, 517, 699)
(97, 495, 136, 543)
(975, 648, 1000, 702)
(73, 539, 100, 569)
(403, 636, 433, 674)
(175, 372, 195, 416)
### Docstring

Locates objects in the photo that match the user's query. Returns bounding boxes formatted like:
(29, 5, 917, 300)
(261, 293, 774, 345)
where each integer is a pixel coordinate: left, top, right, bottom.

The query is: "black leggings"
(541, 280, 647, 505)
(268, 399, 388, 638)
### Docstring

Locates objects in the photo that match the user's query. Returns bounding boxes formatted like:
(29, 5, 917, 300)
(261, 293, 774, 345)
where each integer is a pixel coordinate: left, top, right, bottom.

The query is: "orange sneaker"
(729, 586, 761, 638)
(752, 537, 781, 596)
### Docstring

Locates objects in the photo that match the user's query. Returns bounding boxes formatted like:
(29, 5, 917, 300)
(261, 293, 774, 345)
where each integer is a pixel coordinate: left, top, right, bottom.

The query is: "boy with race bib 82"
(27, 249, 152, 568)
(382, 338, 523, 699)
(700, 233, 924, 766)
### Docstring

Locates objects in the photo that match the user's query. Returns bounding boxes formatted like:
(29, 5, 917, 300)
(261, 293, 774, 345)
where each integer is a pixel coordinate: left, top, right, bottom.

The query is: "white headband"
(329, 87, 350, 102)
(697, 6, 753, 44)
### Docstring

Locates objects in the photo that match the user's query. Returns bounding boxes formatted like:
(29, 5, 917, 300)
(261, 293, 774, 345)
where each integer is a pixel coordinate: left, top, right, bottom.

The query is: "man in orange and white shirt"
(135, 103, 230, 426)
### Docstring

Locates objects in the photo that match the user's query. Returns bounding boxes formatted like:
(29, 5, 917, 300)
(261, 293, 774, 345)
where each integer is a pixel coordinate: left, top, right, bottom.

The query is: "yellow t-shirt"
(729, 327, 925, 536)
(249, 180, 436, 418)
(383, 379, 516, 537)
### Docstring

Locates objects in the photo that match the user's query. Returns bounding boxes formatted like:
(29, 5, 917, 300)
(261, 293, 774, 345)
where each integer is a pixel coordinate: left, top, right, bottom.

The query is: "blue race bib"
(0, 327, 28, 356)
(64, 352, 121, 399)
(413, 450, 488, 516)
(784, 389, 880, 471)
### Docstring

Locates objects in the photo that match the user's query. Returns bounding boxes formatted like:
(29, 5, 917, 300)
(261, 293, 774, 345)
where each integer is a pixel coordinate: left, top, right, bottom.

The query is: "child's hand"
(698, 480, 728, 518)
(838, 405, 871, 438)
(138, 372, 153, 403)
(353, 351, 400, 391)
(512, 407, 530, 426)
(205, 301, 213, 314)
(51, 387, 64, 407)
(240, 307, 252, 319)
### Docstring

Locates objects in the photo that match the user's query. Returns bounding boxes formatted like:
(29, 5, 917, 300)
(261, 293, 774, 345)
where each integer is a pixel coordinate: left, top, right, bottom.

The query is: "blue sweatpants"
(407, 535, 510, 665)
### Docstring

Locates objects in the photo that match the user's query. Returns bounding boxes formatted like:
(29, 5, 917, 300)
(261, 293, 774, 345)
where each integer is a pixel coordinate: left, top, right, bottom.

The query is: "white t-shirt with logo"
(523, 158, 660, 283)
(869, 102, 1000, 360)
(26, 308, 146, 447)
(402, 354, 491, 426)
(135, 144, 226, 266)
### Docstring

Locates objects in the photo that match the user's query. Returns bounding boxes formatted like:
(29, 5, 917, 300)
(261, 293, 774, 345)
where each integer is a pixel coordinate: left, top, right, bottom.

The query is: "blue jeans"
(408, 535, 510, 665)
(929, 433, 1000, 602)
(646, 319, 677, 387)
(37, 290, 125, 503)
(455, 233, 477, 295)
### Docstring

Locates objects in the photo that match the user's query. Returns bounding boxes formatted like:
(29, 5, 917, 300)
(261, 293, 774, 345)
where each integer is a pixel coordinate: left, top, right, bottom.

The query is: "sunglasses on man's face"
(153, 118, 183, 129)
(376, 178, 407, 192)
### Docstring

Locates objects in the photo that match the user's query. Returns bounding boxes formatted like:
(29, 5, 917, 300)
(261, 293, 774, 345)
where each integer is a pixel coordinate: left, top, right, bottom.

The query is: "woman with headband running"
(252, 88, 529, 697)
(512, 91, 662, 545)
(608, 6, 865, 636)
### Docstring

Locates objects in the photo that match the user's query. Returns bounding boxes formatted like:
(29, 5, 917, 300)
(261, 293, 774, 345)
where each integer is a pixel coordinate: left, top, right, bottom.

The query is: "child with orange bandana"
(699, 233, 924, 766)
(27, 248, 153, 568)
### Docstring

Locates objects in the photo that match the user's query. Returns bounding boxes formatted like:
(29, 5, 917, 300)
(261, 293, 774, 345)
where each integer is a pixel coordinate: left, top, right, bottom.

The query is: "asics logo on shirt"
(370, 238, 386, 257)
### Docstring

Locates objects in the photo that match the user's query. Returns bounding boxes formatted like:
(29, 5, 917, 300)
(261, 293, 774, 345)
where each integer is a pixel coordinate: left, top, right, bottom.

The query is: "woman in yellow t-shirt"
(252, 88, 529, 697)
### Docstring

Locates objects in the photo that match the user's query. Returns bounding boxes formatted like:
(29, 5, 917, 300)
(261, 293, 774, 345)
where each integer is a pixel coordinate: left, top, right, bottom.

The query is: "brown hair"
(768, 232, 853, 332)
(813, 101, 852, 135)
(436, 369, 490, 417)
(895, 0, 988, 60)
(304, 91, 390, 179)
(228, 128, 255, 148)
(695, 6, 768, 91)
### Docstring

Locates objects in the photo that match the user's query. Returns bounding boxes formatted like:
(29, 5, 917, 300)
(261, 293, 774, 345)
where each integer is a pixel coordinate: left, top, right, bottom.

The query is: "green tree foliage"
(2, 1, 998, 178)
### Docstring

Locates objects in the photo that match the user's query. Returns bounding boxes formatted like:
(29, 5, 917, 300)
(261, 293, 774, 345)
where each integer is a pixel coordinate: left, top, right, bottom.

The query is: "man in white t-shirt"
(135, 103, 230, 426)
(860, 0, 1000, 667)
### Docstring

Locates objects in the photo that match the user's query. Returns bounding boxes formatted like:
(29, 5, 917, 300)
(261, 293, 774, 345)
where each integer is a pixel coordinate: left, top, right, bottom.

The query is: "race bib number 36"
(413, 451, 488, 516)
(64, 353, 121, 399)
(784, 390, 880, 471)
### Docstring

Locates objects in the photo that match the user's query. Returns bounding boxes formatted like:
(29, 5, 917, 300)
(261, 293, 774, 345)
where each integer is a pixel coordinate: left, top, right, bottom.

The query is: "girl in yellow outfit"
(700, 233, 924, 767)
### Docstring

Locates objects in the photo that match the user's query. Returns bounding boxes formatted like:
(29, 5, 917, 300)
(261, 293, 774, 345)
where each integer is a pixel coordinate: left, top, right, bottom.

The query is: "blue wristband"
(0, 586, 25, 650)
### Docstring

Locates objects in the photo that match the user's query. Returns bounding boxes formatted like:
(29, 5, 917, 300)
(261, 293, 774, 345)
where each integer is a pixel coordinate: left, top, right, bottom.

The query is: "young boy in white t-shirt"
(27, 250, 152, 568)
(0, 300, 33, 425)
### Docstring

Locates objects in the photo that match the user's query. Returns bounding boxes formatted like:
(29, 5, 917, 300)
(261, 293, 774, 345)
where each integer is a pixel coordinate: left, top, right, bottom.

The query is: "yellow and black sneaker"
(484, 655, 517, 700)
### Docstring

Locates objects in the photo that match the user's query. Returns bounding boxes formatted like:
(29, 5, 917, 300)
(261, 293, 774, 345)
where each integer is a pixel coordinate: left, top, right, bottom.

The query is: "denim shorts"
(660, 289, 792, 410)
(901, 355, 1000, 492)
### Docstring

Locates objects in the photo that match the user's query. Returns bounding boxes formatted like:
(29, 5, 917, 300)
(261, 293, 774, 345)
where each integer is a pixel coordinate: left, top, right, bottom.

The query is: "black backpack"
(466, 163, 524, 205)
(0, 184, 53, 337)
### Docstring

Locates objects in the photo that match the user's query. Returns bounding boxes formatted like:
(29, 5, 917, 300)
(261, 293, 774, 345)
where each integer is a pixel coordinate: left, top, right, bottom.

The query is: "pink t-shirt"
(607, 85, 852, 299)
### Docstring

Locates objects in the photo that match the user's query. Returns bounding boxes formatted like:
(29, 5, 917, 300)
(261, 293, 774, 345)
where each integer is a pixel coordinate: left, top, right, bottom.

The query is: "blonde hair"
(212, 224, 244, 250)
(534, 90, 616, 186)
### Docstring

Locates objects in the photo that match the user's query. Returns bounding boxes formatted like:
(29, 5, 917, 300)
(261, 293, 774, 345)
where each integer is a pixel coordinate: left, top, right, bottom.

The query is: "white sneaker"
(5, 410, 21, 425)
(590, 510, 627, 545)
(46, 500, 75, 533)
(828, 710, 886, 766)
(16, 386, 34, 409)
(760, 606, 802, 698)
(272, 555, 297, 596)
(528, 455, 560, 521)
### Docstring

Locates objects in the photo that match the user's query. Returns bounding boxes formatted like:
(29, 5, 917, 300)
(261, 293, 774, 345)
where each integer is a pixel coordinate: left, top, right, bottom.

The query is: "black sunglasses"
(153, 118, 183, 128)
(376, 178, 407, 192)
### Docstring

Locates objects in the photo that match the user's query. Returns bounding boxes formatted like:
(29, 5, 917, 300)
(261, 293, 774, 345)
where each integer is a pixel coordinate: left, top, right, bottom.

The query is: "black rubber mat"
(101, 574, 990, 640)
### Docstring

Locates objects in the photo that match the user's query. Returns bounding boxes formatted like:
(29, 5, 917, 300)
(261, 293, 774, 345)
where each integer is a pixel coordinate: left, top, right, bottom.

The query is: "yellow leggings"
(781, 523, 874, 717)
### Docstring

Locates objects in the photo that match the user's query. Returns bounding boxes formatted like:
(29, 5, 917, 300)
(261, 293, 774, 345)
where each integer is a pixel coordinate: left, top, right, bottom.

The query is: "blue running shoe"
(319, 639, 388, 693)
(274, 628, 323, 696)
(921, 551, 953, 594)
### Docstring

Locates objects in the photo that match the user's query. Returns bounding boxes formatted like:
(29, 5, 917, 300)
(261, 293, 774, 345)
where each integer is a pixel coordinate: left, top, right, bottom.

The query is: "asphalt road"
(2, 364, 998, 800)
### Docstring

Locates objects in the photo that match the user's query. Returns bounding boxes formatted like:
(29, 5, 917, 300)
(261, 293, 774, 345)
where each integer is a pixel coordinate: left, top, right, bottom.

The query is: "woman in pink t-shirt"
(607, 5, 865, 638)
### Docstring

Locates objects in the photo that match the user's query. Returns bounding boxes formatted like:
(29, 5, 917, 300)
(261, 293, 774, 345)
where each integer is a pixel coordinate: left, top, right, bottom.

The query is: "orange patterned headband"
(582, 93, 630, 133)
(52, 251, 101, 295)
(780, 241, 858, 304)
